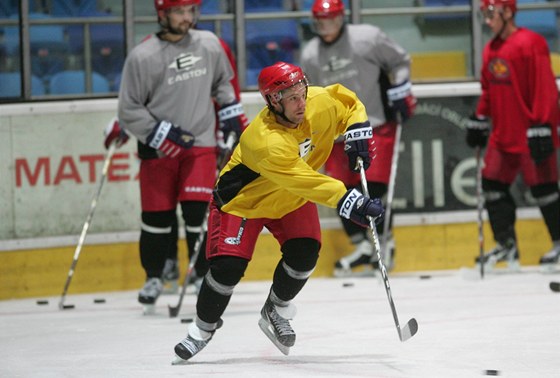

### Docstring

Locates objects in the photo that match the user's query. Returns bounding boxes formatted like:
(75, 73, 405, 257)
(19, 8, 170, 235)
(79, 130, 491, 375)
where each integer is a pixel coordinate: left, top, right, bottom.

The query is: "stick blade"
(399, 318, 418, 342)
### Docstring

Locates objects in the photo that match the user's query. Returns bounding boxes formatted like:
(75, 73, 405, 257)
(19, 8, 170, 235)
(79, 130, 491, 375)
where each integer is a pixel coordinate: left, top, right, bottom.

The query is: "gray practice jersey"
(300, 23, 410, 127)
(118, 29, 236, 147)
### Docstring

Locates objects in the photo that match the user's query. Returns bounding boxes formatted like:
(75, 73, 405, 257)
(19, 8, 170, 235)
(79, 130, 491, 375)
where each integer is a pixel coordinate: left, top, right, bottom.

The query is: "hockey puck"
(36, 300, 49, 305)
(62, 304, 75, 310)
(181, 317, 194, 324)
(342, 282, 354, 287)
(484, 369, 500, 376)
(93, 298, 106, 304)
(419, 275, 432, 280)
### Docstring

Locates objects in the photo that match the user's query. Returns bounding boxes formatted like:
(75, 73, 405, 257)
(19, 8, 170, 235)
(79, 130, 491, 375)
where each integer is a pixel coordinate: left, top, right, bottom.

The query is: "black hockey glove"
(218, 101, 246, 142)
(465, 114, 490, 148)
(386, 80, 416, 122)
(344, 121, 373, 172)
(146, 120, 195, 158)
(337, 188, 385, 228)
(527, 123, 554, 164)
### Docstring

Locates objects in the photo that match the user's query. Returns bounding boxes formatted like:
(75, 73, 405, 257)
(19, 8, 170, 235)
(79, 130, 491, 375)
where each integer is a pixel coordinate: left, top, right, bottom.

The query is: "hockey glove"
(337, 188, 385, 228)
(218, 101, 246, 142)
(344, 121, 373, 172)
(146, 121, 195, 158)
(103, 117, 129, 149)
(527, 123, 554, 164)
(387, 81, 416, 123)
(465, 114, 490, 148)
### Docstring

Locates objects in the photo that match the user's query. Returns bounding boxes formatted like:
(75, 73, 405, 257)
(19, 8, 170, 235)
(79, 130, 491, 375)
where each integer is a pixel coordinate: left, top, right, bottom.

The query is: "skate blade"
(171, 354, 189, 365)
(258, 318, 290, 355)
(142, 304, 156, 315)
(539, 264, 558, 274)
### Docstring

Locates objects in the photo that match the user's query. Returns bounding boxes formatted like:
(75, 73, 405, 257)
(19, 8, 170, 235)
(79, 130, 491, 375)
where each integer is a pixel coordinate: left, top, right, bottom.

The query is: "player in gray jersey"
(301, 0, 416, 276)
(117, 0, 246, 314)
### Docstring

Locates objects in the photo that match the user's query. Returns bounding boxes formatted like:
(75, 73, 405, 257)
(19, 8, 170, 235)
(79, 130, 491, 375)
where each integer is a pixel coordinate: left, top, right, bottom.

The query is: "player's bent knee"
(281, 238, 320, 272)
(209, 255, 249, 286)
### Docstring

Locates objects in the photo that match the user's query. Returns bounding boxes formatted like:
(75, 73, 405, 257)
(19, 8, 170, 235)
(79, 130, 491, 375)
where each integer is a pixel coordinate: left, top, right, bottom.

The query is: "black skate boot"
(138, 277, 163, 315)
(475, 239, 519, 271)
(162, 258, 179, 294)
(258, 299, 296, 355)
(334, 239, 374, 277)
(172, 318, 223, 365)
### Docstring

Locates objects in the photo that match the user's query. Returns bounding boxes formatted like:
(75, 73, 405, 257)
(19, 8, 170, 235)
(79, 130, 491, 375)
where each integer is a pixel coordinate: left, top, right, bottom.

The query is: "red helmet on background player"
(154, 0, 201, 12)
(258, 62, 308, 104)
(311, 0, 345, 19)
(480, 0, 516, 13)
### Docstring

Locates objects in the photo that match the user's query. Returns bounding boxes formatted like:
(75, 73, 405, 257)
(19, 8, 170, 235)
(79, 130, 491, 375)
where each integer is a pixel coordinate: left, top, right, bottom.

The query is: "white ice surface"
(1, 268, 559, 378)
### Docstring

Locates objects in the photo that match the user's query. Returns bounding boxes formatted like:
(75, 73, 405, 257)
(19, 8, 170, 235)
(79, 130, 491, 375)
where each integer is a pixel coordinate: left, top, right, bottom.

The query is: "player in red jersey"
(466, 0, 560, 271)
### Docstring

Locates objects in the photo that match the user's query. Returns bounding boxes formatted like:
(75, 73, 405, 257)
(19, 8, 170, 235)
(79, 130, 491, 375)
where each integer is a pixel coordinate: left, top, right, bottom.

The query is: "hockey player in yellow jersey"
(172, 62, 385, 363)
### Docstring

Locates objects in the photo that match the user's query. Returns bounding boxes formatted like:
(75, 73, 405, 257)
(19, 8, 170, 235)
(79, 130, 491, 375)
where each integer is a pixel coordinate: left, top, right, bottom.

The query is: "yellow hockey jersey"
(214, 84, 368, 219)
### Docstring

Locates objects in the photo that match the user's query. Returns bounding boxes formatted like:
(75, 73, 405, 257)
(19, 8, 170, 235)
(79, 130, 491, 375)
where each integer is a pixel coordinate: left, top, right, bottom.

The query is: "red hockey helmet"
(480, 0, 516, 13)
(312, 0, 345, 19)
(258, 62, 308, 103)
(154, 0, 201, 12)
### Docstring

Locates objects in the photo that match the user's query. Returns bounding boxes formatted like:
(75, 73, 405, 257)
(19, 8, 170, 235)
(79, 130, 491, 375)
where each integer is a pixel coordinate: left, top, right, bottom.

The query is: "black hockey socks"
(531, 183, 560, 241)
(180, 201, 210, 277)
(196, 256, 248, 324)
(482, 178, 517, 244)
(140, 210, 176, 277)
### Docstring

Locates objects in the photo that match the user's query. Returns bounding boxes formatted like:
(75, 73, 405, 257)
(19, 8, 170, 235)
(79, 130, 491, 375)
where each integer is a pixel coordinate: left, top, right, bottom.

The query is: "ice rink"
(1, 267, 559, 378)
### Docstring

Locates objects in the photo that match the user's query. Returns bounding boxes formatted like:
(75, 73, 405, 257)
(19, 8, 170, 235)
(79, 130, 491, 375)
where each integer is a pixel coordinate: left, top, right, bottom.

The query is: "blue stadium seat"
(51, 0, 97, 17)
(0, 72, 46, 97)
(245, 0, 285, 11)
(49, 70, 110, 94)
(67, 18, 125, 85)
(516, 0, 558, 48)
(246, 14, 300, 70)
(420, 0, 470, 21)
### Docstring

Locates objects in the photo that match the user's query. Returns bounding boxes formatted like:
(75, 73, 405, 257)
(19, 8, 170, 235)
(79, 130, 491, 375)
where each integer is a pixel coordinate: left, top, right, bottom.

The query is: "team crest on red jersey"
(488, 58, 510, 79)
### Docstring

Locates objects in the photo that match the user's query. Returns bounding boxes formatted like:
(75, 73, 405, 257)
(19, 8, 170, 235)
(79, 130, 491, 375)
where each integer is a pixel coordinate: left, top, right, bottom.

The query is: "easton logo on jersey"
(169, 53, 202, 71)
(321, 55, 353, 72)
(299, 138, 313, 159)
(488, 58, 510, 79)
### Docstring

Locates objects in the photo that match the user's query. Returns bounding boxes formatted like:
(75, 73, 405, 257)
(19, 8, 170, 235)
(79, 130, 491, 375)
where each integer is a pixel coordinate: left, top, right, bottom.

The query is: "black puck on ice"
(93, 298, 106, 304)
(483, 369, 500, 376)
(420, 275, 432, 280)
(62, 304, 75, 310)
(181, 317, 194, 324)
(36, 300, 49, 305)
(342, 282, 354, 287)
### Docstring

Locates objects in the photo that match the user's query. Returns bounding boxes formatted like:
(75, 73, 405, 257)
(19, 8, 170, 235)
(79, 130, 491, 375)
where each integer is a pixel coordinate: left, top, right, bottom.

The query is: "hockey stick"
(475, 146, 485, 279)
(358, 157, 418, 342)
(380, 122, 402, 270)
(58, 141, 118, 310)
(168, 133, 237, 318)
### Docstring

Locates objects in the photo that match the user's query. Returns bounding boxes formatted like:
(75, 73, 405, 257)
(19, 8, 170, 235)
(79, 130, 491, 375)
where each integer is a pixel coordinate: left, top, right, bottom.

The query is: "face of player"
(481, 5, 513, 37)
(312, 15, 343, 43)
(272, 82, 308, 128)
(159, 5, 199, 40)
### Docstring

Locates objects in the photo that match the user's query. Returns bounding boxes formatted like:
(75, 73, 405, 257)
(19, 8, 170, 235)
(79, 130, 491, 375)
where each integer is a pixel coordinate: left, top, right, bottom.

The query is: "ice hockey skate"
(258, 298, 296, 355)
(162, 258, 179, 294)
(172, 319, 223, 365)
(138, 277, 163, 315)
(475, 239, 519, 272)
(334, 239, 375, 277)
(539, 244, 560, 273)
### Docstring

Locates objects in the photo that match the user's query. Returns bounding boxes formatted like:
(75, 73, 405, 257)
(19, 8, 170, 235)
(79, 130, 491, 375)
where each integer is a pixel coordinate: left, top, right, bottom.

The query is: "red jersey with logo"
(476, 27, 558, 154)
